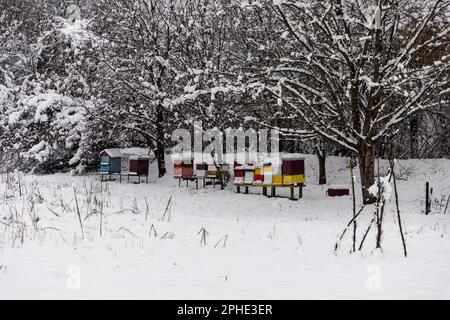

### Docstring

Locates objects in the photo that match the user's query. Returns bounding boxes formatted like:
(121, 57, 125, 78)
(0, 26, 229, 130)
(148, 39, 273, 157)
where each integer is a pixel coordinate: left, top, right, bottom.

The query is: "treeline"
(0, 0, 448, 200)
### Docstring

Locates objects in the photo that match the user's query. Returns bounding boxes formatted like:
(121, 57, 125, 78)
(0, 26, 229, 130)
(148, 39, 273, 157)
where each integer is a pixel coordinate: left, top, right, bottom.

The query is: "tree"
(240, 0, 449, 203)
(85, 0, 206, 177)
(0, 0, 102, 172)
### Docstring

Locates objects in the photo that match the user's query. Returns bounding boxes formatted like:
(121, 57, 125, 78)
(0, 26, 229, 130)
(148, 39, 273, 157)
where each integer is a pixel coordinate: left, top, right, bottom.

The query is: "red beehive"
(253, 165, 264, 184)
(173, 160, 183, 178)
(327, 185, 350, 197)
(182, 164, 194, 179)
(282, 159, 305, 175)
(234, 168, 245, 178)
(129, 156, 150, 176)
(281, 155, 305, 185)
(181, 158, 194, 179)
(233, 165, 245, 184)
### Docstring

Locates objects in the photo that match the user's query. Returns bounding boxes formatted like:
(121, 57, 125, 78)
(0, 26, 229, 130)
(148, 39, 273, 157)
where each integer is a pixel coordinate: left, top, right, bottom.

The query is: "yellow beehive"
(273, 175, 283, 185)
(283, 174, 305, 185)
(254, 165, 264, 184)
(263, 163, 273, 185)
(272, 162, 283, 185)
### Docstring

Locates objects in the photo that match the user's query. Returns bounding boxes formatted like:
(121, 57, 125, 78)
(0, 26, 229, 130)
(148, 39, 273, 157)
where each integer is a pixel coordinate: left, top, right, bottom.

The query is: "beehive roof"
(120, 148, 155, 158)
(100, 148, 122, 158)
(281, 153, 305, 160)
(100, 148, 155, 159)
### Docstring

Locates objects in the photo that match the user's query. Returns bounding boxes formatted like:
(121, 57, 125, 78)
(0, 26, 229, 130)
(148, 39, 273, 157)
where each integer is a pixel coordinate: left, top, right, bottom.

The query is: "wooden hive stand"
(233, 155, 305, 201)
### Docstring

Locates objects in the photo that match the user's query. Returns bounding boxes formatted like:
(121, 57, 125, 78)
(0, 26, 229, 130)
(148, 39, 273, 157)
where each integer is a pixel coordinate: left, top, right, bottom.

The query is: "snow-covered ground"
(1, 155, 449, 299)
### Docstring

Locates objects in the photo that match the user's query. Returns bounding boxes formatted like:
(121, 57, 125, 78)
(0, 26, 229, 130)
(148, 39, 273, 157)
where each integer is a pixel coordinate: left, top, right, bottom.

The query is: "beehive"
(196, 163, 208, 178)
(263, 161, 273, 185)
(282, 155, 305, 185)
(253, 165, 264, 185)
(99, 149, 122, 174)
(243, 165, 255, 184)
(272, 161, 283, 185)
(327, 185, 350, 197)
(207, 164, 219, 178)
(100, 156, 110, 173)
(234, 165, 245, 184)
(181, 159, 194, 179)
(173, 160, 183, 178)
(120, 155, 130, 174)
(130, 156, 150, 176)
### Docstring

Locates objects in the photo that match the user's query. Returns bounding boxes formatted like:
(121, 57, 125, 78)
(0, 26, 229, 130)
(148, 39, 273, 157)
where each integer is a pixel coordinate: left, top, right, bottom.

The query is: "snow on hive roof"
(281, 153, 305, 160)
(235, 165, 255, 170)
(171, 154, 194, 161)
(120, 148, 155, 158)
(328, 185, 349, 189)
(100, 148, 122, 158)
(100, 148, 155, 159)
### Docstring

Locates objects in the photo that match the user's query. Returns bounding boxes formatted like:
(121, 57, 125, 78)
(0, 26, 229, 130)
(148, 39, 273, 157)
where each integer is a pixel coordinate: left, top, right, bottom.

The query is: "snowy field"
(0, 155, 449, 300)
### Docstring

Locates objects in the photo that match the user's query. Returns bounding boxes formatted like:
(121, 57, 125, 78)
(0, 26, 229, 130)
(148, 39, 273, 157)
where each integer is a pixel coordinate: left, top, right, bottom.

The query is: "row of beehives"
(173, 155, 305, 186)
(234, 156, 305, 186)
(173, 160, 230, 179)
(100, 148, 155, 176)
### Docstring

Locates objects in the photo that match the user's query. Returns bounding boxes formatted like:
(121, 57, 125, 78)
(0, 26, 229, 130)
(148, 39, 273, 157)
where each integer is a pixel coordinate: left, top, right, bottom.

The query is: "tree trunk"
(155, 142, 166, 178)
(316, 151, 327, 185)
(409, 114, 419, 158)
(358, 143, 376, 204)
(155, 105, 166, 178)
(314, 138, 327, 185)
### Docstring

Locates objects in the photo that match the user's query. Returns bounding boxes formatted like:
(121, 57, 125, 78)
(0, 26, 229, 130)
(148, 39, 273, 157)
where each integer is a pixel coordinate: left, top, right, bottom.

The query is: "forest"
(0, 0, 449, 202)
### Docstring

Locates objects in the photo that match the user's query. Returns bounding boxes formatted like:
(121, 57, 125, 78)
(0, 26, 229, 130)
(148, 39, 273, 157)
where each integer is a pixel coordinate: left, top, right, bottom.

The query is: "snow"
(368, 173, 393, 201)
(121, 148, 155, 158)
(0, 85, 10, 105)
(24, 91, 73, 123)
(100, 148, 155, 159)
(100, 149, 122, 158)
(281, 154, 305, 160)
(8, 111, 22, 125)
(59, 19, 92, 48)
(0, 156, 449, 299)
(328, 185, 349, 189)
(22, 141, 51, 163)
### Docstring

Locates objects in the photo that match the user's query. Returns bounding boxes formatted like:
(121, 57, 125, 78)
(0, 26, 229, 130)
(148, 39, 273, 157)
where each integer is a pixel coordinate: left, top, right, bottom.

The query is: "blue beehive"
(99, 149, 122, 174)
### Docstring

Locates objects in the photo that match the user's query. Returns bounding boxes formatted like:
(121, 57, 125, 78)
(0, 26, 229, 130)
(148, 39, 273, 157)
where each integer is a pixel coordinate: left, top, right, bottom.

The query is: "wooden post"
(263, 187, 267, 196)
(271, 186, 276, 197)
(299, 185, 303, 199)
(425, 182, 430, 215)
(196, 179, 198, 190)
(245, 186, 249, 194)
(290, 186, 294, 200)
(391, 161, 408, 257)
(237, 185, 240, 194)
(349, 159, 357, 252)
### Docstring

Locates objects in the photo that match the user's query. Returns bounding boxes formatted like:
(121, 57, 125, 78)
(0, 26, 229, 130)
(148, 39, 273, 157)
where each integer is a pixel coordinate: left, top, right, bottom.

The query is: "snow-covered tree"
(83, 0, 196, 176)
(0, 0, 99, 172)
(240, 0, 449, 203)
